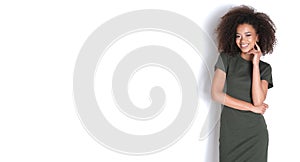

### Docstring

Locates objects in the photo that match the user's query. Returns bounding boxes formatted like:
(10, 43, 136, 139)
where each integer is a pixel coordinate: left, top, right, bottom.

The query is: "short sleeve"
(260, 64, 273, 89)
(215, 53, 228, 72)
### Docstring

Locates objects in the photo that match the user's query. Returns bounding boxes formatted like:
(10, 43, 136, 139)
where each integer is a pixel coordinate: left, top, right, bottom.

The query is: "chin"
(240, 49, 249, 53)
(241, 47, 252, 53)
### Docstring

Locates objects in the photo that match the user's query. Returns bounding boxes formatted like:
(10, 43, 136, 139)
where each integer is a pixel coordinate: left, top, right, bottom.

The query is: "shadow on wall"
(197, 4, 233, 162)
(204, 5, 233, 44)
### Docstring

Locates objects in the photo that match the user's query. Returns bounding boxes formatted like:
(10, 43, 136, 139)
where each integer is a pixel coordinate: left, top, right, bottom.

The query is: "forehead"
(236, 24, 256, 33)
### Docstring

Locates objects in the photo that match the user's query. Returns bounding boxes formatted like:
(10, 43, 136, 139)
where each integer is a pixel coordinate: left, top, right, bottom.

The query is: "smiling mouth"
(241, 44, 249, 48)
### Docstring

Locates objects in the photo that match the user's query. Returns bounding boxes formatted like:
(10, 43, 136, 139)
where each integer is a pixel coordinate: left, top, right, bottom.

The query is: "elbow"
(252, 98, 265, 106)
(211, 89, 217, 101)
(211, 92, 218, 102)
(253, 102, 263, 107)
(211, 90, 224, 104)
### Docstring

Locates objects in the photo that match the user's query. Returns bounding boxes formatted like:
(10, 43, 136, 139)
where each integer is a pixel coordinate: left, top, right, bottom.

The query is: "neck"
(240, 53, 253, 61)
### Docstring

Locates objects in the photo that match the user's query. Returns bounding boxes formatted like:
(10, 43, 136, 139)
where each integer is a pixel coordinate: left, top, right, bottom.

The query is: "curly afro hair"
(216, 5, 277, 55)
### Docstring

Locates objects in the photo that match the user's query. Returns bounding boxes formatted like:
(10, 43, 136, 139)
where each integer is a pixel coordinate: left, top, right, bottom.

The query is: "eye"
(236, 35, 241, 38)
(246, 34, 251, 37)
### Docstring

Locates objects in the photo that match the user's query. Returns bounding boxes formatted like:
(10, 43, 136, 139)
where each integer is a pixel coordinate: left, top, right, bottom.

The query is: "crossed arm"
(211, 68, 269, 114)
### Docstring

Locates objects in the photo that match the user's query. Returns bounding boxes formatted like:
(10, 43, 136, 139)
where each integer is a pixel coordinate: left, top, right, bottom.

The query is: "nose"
(240, 36, 246, 43)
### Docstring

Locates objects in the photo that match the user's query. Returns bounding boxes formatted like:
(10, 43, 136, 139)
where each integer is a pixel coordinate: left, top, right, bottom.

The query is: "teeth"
(241, 44, 248, 48)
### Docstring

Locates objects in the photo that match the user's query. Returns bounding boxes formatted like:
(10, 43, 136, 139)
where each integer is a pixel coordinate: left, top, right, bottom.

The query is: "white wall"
(0, 0, 298, 161)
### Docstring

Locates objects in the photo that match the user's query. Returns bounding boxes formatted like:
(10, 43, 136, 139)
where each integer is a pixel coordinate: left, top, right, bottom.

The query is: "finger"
(246, 49, 255, 55)
(263, 108, 266, 114)
(264, 103, 269, 108)
(247, 49, 260, 55)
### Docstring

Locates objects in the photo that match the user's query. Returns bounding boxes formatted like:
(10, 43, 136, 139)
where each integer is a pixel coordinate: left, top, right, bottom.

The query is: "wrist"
(253, 62, 260, 66)
(248, 103, 254, 112)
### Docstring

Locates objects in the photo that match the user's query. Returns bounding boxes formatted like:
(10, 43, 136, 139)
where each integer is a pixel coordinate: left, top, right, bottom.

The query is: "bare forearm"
(252, 64, 265, 105)
(212, 92, 252, 111)
(224, 94, 253, 111)
(211, 68, 267, 114)
(212, 91, 268, 114)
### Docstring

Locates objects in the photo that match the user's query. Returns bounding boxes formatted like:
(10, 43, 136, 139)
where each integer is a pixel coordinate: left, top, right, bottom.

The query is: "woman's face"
(235, 23, 259, 53)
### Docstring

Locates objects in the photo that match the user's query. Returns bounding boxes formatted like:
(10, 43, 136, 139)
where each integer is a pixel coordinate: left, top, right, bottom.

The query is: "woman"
(211, 5, 276, 162)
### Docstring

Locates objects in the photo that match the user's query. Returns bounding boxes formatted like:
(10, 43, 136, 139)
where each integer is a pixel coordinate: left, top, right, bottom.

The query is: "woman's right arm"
(211, 68, 268, 114)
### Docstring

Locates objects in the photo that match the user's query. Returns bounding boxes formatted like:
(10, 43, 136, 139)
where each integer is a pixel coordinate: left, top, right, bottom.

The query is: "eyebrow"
(236, 32, 252, 35)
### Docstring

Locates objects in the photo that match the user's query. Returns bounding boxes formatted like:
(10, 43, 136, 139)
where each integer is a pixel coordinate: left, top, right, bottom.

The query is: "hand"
(246, 42, 262, 65)
(250, 103, 269, 114)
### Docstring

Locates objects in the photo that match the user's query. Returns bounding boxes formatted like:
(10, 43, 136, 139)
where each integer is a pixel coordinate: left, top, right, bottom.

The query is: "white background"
(0, 0, 298, 161)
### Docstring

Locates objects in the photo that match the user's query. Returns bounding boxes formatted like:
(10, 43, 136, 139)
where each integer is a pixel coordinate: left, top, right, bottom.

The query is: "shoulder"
(259, 60, 272, 69)
(259, 60, 272, 75)
(219, 52, 237, 61)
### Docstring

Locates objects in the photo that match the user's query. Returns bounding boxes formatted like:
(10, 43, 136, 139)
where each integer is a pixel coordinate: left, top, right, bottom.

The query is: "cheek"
(245, 37, 254, 45)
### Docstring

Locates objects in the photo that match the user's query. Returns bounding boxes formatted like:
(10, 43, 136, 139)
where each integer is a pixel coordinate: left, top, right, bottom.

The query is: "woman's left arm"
(249, 43, 269, 106)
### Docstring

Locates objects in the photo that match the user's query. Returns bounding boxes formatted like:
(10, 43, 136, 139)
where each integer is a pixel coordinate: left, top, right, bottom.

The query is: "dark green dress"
(215, 53, 273, 162)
